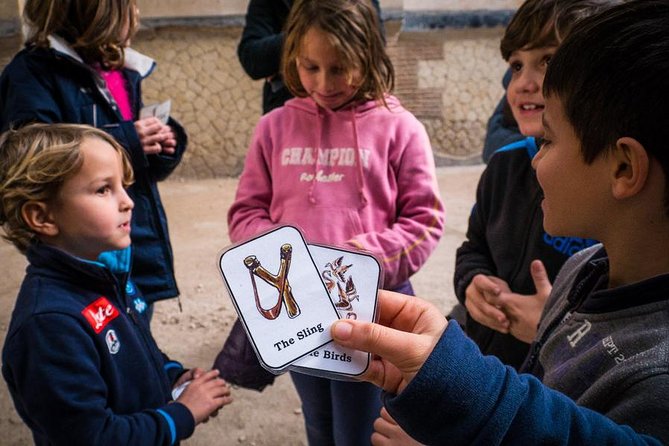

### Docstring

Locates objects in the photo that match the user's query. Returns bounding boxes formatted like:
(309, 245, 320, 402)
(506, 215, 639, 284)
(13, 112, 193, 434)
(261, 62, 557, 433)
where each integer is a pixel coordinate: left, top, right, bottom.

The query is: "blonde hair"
(23, 0, 139, 69)
(282, 0, 394, 106)
(0, 123, 134, 254)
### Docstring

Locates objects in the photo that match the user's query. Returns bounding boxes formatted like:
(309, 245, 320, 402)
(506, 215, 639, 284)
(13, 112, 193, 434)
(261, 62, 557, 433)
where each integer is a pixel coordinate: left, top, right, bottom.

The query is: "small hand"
(372, 407, 425, 446)
(489, 260, 551, 343)
(173, 367, 205, 388)
(176, 369, 232, 424)
(134, 117, 176, 155)
(464, 274, 511, 333)
(331, 290, 447, 395)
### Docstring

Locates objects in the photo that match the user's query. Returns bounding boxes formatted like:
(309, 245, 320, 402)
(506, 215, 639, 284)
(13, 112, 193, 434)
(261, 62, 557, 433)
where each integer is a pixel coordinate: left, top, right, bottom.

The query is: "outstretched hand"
(331, 290, 447, 395)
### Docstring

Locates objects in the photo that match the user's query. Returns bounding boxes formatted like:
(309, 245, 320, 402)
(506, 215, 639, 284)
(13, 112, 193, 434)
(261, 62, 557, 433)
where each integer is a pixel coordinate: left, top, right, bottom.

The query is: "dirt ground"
(0, 164, 482, 445)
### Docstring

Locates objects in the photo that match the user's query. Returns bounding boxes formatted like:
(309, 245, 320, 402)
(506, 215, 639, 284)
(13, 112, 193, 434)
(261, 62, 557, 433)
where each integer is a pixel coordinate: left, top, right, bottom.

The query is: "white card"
(140, 99, 171, 124)
(218, 226, 340, 371)
(291, 244, 381, 377)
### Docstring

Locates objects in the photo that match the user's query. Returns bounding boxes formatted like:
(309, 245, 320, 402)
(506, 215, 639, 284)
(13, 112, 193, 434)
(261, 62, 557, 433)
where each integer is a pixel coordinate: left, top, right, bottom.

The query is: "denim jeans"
(290, 373, 382, 445)
(291, 281, 414, 445)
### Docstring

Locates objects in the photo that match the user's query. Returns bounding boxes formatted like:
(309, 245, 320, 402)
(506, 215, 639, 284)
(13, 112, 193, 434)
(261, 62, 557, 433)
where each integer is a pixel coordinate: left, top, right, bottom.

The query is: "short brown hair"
(0, 123, 133, 254)
(23, 0, 139, 69)
(281, 0, 394, 105)
(500, 0, 620, 60)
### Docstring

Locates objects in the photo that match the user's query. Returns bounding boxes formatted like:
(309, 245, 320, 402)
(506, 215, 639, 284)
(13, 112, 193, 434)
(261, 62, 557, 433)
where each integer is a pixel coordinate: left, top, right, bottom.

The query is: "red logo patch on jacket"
(82, 297, 120, 334)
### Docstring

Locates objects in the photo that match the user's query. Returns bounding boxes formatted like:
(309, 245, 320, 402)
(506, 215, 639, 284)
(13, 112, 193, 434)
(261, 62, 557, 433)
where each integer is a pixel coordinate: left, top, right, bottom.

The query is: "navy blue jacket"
(0, 37, 186, 303)
(2, 243, 194, 445)
(454, 137, 597, 369)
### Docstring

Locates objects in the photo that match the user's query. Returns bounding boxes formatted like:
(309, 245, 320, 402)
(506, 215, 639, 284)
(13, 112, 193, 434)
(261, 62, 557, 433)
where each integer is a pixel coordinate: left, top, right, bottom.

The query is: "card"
(218, 226, 340, 371)
(290, 244, 381, 377)
(140, 99, 171, 124)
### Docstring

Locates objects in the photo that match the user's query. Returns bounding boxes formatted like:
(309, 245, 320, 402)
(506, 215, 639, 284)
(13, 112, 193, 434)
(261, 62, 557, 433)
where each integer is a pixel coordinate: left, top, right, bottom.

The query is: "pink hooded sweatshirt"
(228, 95, 445, 289)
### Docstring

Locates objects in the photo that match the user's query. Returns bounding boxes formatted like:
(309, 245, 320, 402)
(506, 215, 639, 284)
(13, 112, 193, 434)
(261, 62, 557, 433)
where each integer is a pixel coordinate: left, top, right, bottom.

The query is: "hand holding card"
(218, 226, 340, 372)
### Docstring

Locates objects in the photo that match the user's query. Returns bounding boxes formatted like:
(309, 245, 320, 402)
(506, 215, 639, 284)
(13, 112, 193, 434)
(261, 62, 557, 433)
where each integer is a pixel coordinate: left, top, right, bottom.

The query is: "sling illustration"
(244, 243, 301, 320)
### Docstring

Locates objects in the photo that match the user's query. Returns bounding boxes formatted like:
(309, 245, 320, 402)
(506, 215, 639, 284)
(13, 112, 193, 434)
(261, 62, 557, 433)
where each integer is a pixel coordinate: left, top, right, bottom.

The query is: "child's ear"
(610, 137, 649, 200)
(21, 201, 59, 237)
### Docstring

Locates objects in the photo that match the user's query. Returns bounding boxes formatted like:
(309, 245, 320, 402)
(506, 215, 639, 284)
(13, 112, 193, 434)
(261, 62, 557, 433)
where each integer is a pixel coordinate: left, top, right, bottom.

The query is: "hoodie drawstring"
(350, 108, 368, 208)
(307, 107, 323, 205)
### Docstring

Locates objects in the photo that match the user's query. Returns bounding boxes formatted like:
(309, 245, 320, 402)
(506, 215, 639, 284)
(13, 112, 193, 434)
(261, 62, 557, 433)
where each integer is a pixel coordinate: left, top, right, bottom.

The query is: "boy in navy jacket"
(0, 124, 231, 445)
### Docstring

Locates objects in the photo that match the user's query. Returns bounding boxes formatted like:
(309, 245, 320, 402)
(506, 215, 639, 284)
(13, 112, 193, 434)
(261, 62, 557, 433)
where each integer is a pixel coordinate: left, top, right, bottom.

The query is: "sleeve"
(3, 314, 194, 446)
(0, 58, 64, 131)
(452, 163, 497, 305)
(162, 356, 187, 385)
(346, 123, 445, 289)
(384, 322, 665, 446)
(237, 0, 285, 80)
(227, 123, 276, 243)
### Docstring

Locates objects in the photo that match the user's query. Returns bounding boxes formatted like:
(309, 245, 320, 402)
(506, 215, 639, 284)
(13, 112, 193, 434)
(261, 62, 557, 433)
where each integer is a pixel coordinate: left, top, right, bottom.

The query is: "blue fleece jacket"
(2, 243, 194, 445)
(385, 322, 663, 445)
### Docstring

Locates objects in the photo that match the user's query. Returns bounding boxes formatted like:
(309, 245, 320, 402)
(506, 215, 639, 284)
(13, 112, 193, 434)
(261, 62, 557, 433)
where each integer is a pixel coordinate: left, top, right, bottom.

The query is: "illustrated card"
(140, 99, 171, 124)
(291, 244, 381, 377)
(218, 226, 340, 371)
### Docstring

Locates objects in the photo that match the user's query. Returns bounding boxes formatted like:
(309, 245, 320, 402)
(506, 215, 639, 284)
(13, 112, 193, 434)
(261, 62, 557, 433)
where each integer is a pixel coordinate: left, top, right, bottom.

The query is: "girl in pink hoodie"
(227, 0, 445, 443)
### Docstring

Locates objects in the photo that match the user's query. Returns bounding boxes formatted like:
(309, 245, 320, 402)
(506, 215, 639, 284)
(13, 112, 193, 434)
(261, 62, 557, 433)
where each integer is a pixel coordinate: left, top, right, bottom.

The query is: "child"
(0, 0, 187, 308)
(237, 0, 382, 114)
(0, 123, 231, 445)
(332, 0, 669, 442)
(453, 0, 611, 370)
(226, 0, 445, 443)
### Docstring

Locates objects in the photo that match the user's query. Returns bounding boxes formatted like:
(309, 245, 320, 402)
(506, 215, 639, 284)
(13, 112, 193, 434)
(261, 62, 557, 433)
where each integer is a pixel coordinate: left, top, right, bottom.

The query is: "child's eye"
(542, 55, 552, 66)
(96, 185, 111, 195)
(510, 61, 522, 73)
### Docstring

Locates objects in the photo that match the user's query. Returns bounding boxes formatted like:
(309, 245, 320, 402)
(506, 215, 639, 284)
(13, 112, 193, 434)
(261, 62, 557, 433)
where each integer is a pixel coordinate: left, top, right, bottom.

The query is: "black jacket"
(454, 137, 597, 369)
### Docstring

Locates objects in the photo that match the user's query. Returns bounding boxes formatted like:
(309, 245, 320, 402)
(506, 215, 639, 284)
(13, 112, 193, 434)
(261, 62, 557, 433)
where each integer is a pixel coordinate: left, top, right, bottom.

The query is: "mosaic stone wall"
(0, 15, 511, 178)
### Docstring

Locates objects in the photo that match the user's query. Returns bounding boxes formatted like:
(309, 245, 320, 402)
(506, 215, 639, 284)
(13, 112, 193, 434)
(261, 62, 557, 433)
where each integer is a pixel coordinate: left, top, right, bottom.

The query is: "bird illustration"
(324, 256, 352, 283)
(321, 269, 335, 292)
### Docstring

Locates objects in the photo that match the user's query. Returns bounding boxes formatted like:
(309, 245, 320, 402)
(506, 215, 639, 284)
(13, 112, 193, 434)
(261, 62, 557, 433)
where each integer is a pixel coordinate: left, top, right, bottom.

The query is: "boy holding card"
(0, 123, 230, 444)
(332, 1, 669, 443)
(0, 0, 187, 310)
(226, 0, 445, 443)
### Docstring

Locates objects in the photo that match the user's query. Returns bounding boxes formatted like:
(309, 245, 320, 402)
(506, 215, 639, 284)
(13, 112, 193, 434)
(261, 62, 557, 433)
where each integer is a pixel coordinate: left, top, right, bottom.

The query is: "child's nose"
(318, 72, 335, 92)
(120, 189, 134, 211)
(516, 70, 541, 93)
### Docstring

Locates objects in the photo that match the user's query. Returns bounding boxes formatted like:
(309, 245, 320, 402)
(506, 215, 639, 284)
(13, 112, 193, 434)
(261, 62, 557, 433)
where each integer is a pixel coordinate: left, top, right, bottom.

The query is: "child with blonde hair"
(0, 123, 230, 445)
(0, 0, 187, 309)
(225, 0, 445, 443)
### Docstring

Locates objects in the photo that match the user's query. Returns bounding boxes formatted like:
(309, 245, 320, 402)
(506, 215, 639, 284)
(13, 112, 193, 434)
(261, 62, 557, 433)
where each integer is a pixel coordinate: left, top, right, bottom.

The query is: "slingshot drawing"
(244, 243, 301, 320)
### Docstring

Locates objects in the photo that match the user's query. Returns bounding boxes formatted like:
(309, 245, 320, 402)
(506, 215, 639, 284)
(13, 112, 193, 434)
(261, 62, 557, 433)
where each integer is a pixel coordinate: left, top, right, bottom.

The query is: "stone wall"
(0, 2, 517, 178)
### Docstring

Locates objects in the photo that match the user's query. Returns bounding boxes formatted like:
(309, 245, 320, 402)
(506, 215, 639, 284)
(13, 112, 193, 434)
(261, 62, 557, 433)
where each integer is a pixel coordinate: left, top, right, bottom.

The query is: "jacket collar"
(27, 242, 131, 295)
(46, 34, 155, 78)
